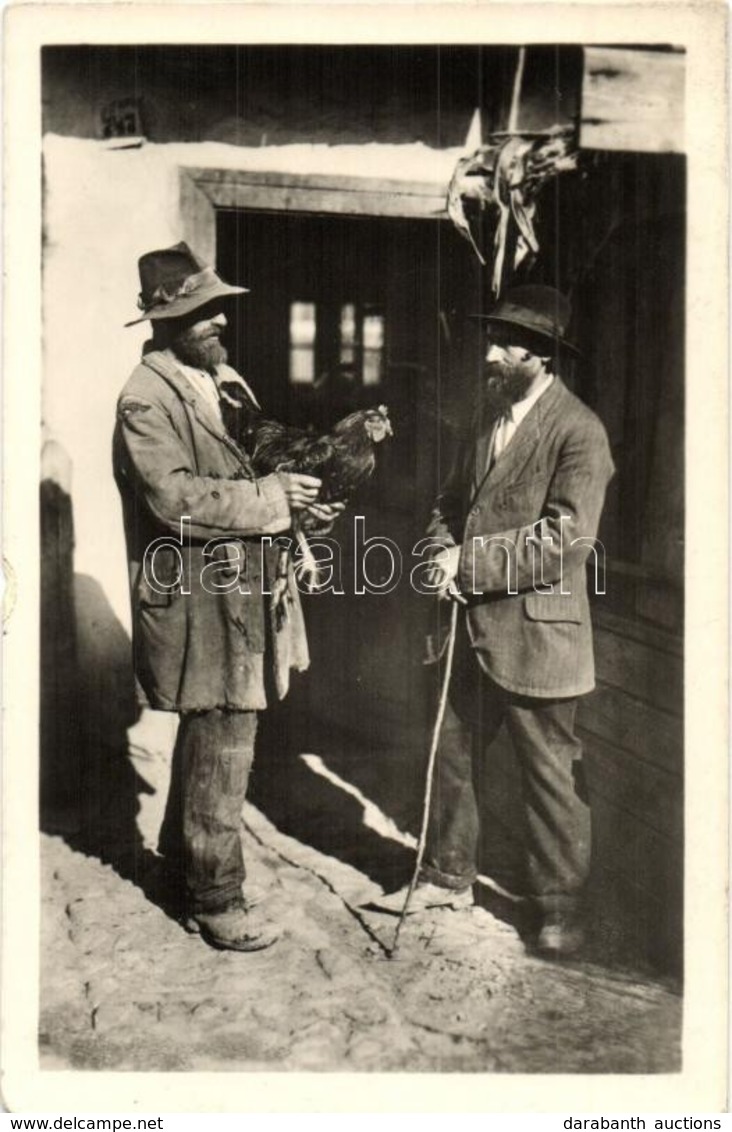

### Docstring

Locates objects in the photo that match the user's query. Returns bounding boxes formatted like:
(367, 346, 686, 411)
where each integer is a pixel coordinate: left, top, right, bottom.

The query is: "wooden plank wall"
(579, 608, 683, 975)
(475, 607, 683, 977)
(581, 47, 685, 155)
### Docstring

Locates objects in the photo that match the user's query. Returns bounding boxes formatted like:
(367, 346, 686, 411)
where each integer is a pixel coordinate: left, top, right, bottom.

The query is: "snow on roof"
(44, 133, 464, 187)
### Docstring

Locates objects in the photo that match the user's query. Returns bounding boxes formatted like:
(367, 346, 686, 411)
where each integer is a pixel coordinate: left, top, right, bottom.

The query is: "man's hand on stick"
(428, 544, 467, 605)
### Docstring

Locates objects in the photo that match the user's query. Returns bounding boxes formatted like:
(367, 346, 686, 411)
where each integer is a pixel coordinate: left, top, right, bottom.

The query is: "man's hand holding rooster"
(305, 499, 346, 534)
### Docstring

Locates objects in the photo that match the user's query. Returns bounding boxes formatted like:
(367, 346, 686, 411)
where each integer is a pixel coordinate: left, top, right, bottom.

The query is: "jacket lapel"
(471, 419, 498, 500)
(142, 351, 252, 471)
(470, 377, 567, 503)
(485, 412, 541, 492)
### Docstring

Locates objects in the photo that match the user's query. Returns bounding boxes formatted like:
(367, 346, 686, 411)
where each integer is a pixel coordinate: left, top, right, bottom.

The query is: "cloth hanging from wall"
(446, 126, 578, 295)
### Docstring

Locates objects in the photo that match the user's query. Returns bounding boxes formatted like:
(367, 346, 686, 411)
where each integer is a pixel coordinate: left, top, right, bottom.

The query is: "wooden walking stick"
(388, 598, 460, 958)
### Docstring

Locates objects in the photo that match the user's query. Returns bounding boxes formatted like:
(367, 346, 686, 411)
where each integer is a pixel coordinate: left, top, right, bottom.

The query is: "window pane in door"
(289, 301, 316, 383)
(362, 312, 384, 385)
(339, 303, 357, 367)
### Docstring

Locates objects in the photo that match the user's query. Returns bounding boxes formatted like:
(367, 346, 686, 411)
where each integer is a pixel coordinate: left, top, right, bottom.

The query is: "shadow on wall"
(40, 465, 155, 890)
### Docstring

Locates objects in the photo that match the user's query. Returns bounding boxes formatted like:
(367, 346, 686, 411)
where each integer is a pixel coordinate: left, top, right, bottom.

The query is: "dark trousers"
(158, 708, 257, 914)
(422, 625, 591, 913)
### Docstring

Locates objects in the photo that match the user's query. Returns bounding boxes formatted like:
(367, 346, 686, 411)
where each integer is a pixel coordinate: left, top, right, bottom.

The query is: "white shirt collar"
(167, 353, 223, 420)
(171, 358, 216, 387)
(507, 372, 554, 425)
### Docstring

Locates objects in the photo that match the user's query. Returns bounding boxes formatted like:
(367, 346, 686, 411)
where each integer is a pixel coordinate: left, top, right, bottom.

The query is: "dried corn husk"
(446, 126, 578, 294)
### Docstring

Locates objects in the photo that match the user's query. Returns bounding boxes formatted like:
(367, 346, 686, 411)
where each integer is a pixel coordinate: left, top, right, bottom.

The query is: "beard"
(482, 361, 534, 421)
(171, 324, 228, 374)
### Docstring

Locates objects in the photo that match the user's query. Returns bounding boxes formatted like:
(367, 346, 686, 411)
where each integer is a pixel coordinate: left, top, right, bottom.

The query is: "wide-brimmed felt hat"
(125, 241, 248, 327)
(471, 285, 580, 356)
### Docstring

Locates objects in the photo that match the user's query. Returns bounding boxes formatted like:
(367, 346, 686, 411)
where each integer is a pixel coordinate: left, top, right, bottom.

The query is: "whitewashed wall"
(44, 137, 184, 630)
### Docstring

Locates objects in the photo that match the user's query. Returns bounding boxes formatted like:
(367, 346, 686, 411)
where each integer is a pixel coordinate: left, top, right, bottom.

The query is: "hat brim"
(125, 281, 248, 327)
(469, 313, 581, 357)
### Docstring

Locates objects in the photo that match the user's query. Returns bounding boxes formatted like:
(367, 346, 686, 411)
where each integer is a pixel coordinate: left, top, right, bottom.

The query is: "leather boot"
(534, 910, 585, 958)
(193, 897, 279, 952)
(182, 883, 266, 934)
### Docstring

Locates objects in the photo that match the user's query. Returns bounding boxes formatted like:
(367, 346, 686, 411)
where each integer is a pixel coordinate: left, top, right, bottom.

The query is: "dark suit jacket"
(427, 377, 615, 698)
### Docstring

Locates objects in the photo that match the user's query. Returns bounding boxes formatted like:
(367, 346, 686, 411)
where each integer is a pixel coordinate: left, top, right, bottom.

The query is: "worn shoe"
(367, 881, 474, 915)
(534, 911, 585, 958)
(182, 883, 266, 934)
(193, 897, 279, 952)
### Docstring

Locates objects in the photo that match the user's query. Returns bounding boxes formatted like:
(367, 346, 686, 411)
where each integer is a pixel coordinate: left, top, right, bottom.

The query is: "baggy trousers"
(421, 623, 591, 913)
(158, 708, 257, 914)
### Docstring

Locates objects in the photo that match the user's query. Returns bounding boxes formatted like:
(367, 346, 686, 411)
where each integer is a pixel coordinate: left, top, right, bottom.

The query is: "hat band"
(491, 303, 564, 338)
(137, 265, 220, 314)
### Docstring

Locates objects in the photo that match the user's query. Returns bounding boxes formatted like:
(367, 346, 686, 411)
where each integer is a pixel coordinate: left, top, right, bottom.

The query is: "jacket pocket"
(524, 592, 583, 623)
(202, 539, 248, 586)
(136, 548, 181, 609)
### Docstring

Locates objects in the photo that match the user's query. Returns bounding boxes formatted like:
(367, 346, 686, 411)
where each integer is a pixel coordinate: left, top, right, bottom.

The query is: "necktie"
(488, 411, 512, 472)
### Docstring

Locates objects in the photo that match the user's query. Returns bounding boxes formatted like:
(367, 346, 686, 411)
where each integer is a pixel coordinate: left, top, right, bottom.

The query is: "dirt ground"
(40, 713, 682, 1075)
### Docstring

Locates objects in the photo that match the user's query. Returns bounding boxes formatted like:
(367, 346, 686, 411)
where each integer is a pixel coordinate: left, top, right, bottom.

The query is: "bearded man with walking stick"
(376, 286, 614, 958)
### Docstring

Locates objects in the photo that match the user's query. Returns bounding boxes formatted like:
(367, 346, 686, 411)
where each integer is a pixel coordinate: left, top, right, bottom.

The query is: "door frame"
(179, 165, 446, 266)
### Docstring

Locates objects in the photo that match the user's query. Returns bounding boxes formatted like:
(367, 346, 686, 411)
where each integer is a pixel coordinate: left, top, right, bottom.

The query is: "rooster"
(232, 403, 394, 624)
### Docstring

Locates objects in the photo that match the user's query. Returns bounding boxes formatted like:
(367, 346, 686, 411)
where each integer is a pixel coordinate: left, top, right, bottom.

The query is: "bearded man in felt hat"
(376, 286, 615, 958)
(113, 242, 342, 951)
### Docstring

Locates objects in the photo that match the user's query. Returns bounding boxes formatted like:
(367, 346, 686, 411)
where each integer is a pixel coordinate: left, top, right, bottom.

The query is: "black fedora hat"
(472, 285, 580, 356)
(125, 241, 248, 327)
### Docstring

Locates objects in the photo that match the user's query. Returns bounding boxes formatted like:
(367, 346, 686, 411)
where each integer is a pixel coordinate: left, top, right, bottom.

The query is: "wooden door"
(216, 210, 476, 771)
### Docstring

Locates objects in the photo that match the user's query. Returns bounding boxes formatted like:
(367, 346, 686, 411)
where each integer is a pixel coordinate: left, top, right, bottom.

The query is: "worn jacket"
(427, 377, 614, 698)
(113, 349, 309, 712)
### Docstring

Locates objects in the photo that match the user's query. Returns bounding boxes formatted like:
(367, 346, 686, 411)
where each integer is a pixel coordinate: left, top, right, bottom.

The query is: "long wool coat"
(428, 377, 615, 699)
(113, 349, 309, 712)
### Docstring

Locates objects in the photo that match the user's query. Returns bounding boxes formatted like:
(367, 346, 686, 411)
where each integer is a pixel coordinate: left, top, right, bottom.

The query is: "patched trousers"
(421, 622, 591, 913)
(158, 708, 257, 914)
